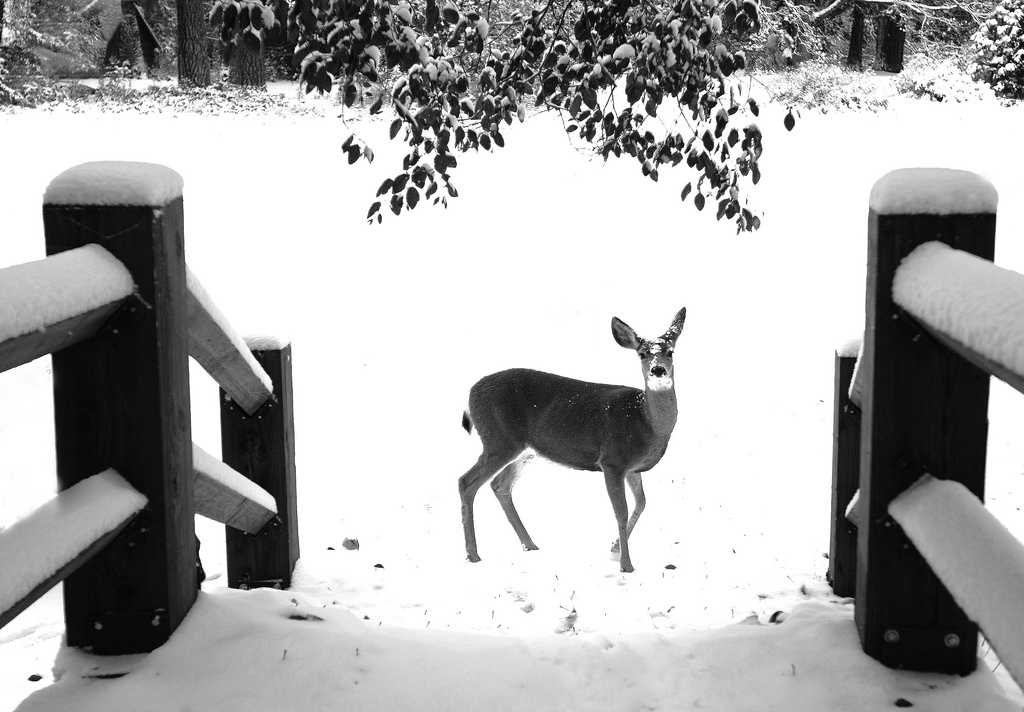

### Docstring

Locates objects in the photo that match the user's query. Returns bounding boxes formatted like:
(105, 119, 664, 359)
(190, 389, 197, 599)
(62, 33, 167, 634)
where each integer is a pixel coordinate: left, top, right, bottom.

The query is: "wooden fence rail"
(827, 168, 1024, 684)
(0, 161, 299, 654)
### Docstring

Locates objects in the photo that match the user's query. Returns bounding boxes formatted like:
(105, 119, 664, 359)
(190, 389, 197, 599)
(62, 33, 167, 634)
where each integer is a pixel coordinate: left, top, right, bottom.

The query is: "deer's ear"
(611, 317, 641, 350)
(663, 307, 687, 344)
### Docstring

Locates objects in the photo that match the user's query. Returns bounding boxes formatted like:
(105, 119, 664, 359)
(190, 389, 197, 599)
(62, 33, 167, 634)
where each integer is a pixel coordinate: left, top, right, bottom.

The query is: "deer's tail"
(461, 410, 473, 435)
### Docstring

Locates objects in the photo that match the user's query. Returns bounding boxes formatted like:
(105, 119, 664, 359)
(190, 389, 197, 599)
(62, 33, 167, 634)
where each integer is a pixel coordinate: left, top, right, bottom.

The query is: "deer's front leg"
(603, 467, 634, 573)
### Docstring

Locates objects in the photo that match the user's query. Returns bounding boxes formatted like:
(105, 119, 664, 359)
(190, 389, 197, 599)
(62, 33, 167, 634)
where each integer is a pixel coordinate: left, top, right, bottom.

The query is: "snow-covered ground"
(2, 82, 1024, 711)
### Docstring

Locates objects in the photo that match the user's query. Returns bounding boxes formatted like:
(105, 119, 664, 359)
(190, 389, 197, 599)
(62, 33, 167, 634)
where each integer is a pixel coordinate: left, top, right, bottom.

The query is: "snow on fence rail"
(889, 476, 1024, 689)
(0, 244, 134, 374)
(826, 168, 1024, 685)
(0, 162, 298, 655)
(0, 470, 146, 630)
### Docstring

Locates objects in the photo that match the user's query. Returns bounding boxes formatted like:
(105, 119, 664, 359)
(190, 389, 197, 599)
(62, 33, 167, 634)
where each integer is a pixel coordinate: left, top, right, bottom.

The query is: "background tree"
(177, 0, 211, 84)
(214, 0, 789, 232)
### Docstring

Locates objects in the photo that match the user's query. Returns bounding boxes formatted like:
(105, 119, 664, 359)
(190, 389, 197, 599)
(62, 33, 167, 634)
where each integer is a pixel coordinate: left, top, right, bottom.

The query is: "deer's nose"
(651, 365, 667, 378)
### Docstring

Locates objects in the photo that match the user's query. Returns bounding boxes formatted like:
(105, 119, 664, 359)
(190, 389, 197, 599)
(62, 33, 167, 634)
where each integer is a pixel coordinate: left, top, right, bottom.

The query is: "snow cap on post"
(44, 161, 184, 207)
(869, 168, 998, 216)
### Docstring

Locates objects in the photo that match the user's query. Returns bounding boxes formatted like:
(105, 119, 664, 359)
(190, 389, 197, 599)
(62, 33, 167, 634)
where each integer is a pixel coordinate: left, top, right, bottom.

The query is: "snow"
(193, 442, 278, 514)
(0, 244, 134, 343)
(186, 266, 274, 396)
(4, 88, 1024, 712)
(243, 334, 291, 351)
(889, 475, 1024, 695)
(12, 591, 1018, 712)
(835, 336, 862, 359)
(893, 241, 1024, 379)
(42, 161, 184, 207)
(0, 470, 146, 620)
(869, 168, 998, 215)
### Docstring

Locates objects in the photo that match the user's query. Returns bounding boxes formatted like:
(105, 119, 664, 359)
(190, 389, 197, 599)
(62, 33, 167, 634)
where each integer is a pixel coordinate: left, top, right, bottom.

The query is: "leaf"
(702, 130, 714, 151)
(694, 193, 705, 211)
(390, 194, 404, 215)
(209, 3, 224, 28)
(346, 146, 360, 164)
(369, 95, 383, 115)
(242, 28, 261, 53)
(389, 118, 402, 139)
(392, 174, 410, 193)
(581, 85, 597, 110)
(442, 1, 459, 24)
(784, 110, 796, 131)
(425, 181, 438, 199)
(747, 97, 759, 116)
(407, 186, 420, 209)
(367, 201, 381, 219)
(362, 146, 374, 163)
(716, 199, 729, 221)
(681, 183, 692, 202)
(493, 132, 504, 148)
(376, 178, 393, 196)
(569, 93, 582, 118)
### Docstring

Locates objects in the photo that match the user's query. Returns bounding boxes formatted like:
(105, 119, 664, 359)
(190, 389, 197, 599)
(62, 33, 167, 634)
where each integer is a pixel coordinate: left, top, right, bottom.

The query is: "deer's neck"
(642, 384, 678, 438)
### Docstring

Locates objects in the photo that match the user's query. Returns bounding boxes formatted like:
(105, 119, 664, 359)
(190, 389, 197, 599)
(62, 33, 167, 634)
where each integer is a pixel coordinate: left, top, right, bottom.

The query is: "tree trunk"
(0, 0, 6, 44)
(119, 0, 143, 73)
(228, 34, 265, 87)
(177, 0, 211, 86)
(875, 15, 905, 73)
(846, 4, 864, 69)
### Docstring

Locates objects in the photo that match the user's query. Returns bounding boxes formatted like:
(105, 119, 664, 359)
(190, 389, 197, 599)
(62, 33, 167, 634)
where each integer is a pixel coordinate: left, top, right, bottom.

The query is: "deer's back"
(468, 368, 660, 472)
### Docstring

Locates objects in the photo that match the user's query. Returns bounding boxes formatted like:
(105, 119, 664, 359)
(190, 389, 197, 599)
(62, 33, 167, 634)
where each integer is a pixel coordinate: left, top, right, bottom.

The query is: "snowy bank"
(15, 589, 1016, 712)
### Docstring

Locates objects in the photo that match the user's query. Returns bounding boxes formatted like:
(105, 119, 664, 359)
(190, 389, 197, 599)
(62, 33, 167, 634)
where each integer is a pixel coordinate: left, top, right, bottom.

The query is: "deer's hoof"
(467, 553, 481, 563)
(523, 543, 539, 552)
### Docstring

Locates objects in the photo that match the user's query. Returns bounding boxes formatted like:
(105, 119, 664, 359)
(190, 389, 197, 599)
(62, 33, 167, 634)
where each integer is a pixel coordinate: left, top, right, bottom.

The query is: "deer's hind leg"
(459, 447, 523, 563)
(491, 452, 539, 553)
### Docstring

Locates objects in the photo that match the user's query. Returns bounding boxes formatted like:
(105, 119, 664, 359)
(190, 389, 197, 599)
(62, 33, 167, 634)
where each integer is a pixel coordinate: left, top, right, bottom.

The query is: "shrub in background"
(972, 0, 1024, 99)
(897, 52, 995, 102)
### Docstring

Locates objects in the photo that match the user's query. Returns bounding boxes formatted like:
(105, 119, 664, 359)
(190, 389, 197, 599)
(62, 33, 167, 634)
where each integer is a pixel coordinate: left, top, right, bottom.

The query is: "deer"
(458, 307, 686, 573)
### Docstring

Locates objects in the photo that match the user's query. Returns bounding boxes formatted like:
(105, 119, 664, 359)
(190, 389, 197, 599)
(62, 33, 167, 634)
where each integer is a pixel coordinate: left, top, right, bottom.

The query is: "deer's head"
(611, 307, 687, 391)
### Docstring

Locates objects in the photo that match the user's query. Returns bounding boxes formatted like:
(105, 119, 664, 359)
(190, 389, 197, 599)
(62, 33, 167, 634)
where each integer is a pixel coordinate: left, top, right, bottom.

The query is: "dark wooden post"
(828, 349, 860, 598)
(221, 343, 299, 589)
(43, 163, 196, 654)
(856, 169, 996, 674)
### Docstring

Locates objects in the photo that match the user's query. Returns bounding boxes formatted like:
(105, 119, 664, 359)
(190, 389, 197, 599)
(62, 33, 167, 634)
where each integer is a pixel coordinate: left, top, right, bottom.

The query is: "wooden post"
(856, 170, 996, 674)
(43, 163, 196, 654)
(828, 351, 860, 598)
(221, 343, 299, 589)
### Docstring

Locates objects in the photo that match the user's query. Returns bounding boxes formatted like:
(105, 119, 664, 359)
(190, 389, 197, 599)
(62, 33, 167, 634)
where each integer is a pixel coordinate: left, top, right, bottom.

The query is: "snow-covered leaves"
(289, 0, 784, 232)
(209, 0, 280, 60)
